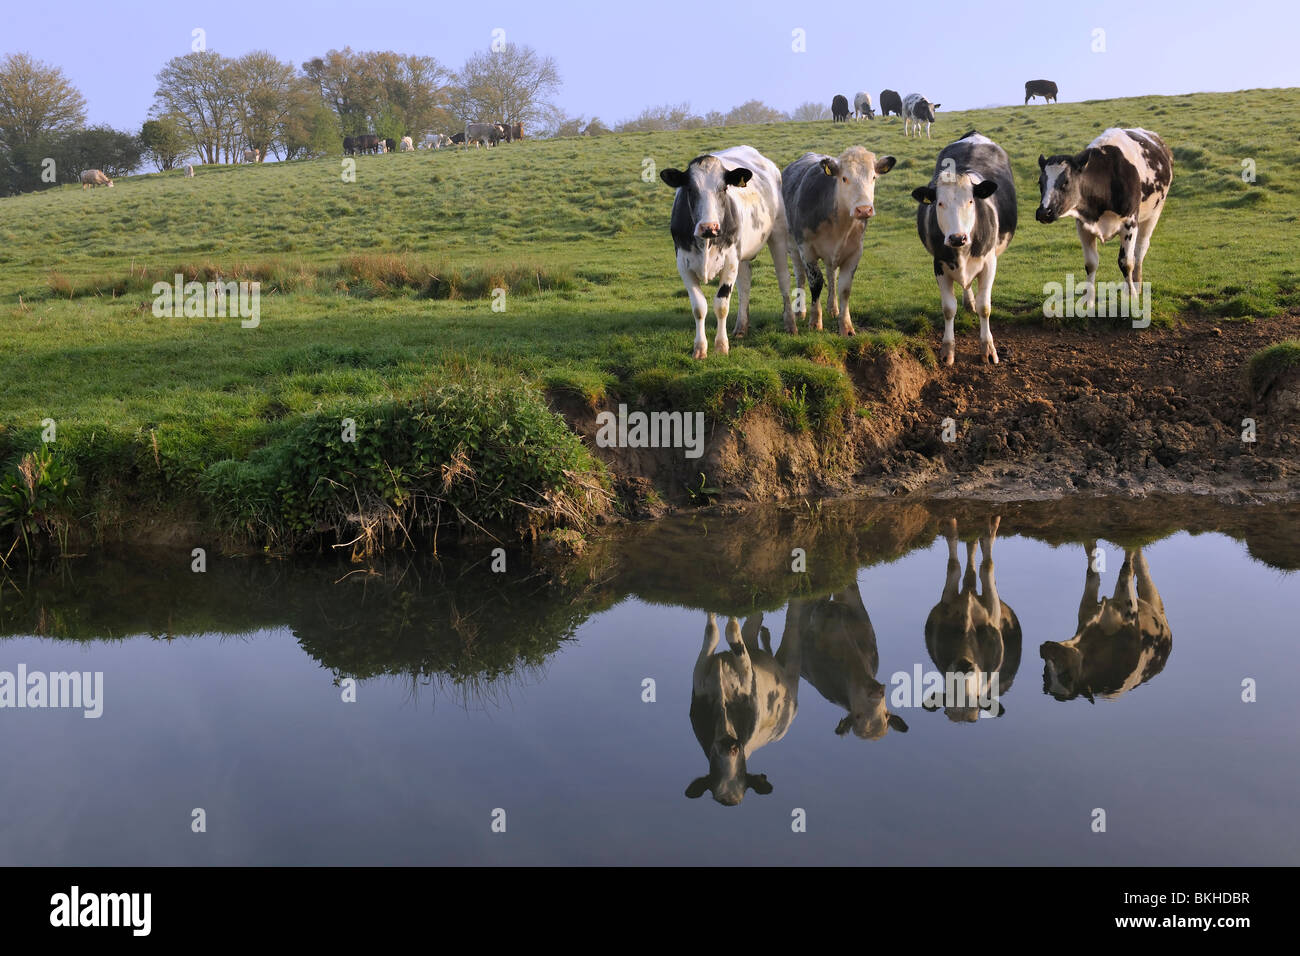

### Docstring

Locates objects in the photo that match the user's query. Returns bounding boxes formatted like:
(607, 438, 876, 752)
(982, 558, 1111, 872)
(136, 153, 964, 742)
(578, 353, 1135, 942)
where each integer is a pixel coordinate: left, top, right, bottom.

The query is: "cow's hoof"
(840, 325, 856, 337)
(715, 340, 730, 356)
(693, 344, 707, 360)
(982, 342, 1000, 365)
(940, 342, 956, 366)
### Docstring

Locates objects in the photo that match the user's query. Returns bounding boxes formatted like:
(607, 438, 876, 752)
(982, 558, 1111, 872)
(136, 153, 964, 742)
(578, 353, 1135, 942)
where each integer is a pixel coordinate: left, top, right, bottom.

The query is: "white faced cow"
(783, 146, 896, 335)
(687, 612, 802, 805)
(793, 583, 909, 740)
(853, 91, 874, 119)
(902, 93, 940, 138)
(912, 131, 1017, 365)
(1036, 127, 1173, 309)
(400, 136, 414, 151)
(661, 146, 795, 359)
(1040, 545, 1172, 704)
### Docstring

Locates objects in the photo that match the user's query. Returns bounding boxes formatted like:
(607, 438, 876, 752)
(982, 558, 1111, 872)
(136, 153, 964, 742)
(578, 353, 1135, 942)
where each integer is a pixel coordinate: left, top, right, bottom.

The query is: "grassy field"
(1, 87, 1297, 548)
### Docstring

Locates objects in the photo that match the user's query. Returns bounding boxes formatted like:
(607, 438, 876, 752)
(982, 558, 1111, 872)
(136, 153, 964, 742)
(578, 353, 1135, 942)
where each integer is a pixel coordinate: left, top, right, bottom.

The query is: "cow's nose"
(696, 222, 720, 238)
(1035, 207, 1054, 223)
(853, 205, 874, 219)
(953, 659, 975, 674)
(946, 233, 968, 247)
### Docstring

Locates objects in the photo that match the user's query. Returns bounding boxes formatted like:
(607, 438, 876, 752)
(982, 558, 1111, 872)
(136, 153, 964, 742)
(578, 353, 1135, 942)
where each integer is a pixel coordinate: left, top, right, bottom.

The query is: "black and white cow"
(1024, 79, 1058, 104)
(783, 146, 896, 335)
(912, 131, 1017, 365)
(1036, 128, 1173, 308)
(831, 94, 851, 123)
(465, 122, 502, 147)
(923, 517, 1022, 722)
(853, 91, 874, 119)
(902, 93, 940, 138)
(687, 612, 802, 805)
(793, 583, 909, 740)
(661, 145, 795, 359)
(879, 89, 903, 118)
(1040, 545, 1171, 703)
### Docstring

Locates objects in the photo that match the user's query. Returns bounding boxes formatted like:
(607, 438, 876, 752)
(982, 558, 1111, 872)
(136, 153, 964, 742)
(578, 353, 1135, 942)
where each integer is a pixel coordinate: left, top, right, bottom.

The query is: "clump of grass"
(1247, 340, 1300, 401)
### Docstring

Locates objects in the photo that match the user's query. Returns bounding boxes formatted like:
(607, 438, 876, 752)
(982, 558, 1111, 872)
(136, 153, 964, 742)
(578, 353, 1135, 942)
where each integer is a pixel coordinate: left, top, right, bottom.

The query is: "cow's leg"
(1079, 541, 1104, 629)
(826, 263, 840, 323)
(941, 518, 961, 603)
(937, 271, 958, 365)
(724, 616, 753, 684)
(1076, 221, 1099, 311)
(740, 613, 765, 653)
(766, 226, 796, 333)
(805, 256, 825, 331)
(1133, 212, 1160, 287)
(789, 246, 809, 327)
(1131, 548, 1165, 616)
(962, 281, 976, 313)
(694, 612, 721, 687)
(678, 260, 710, 360)
(836, 247, 862, 336)
(976, 255, 999, 364)
(712, 252, 740, 356)
(1117, 216, 1139, 299)
(1114, 551, 1139, 621)
(734, 259, 753, 339)
(978, 516, 1002, 628)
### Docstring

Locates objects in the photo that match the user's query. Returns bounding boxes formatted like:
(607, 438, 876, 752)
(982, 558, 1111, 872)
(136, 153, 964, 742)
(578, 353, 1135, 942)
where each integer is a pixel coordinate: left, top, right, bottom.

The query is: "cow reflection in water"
(1040, 544, 1172, 703)
(687, 612, 801, 805)
(792, 583, 909, 739)
(923, 517, 1023, 721)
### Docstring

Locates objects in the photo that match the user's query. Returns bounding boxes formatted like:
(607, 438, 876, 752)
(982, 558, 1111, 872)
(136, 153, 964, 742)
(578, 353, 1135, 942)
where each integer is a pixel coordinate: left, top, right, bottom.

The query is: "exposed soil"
(555, 313, 1300, 515)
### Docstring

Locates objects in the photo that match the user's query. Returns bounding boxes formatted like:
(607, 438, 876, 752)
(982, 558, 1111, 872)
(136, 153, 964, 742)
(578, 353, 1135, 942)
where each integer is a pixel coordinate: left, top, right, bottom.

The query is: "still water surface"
(1, 497, 1296, 865)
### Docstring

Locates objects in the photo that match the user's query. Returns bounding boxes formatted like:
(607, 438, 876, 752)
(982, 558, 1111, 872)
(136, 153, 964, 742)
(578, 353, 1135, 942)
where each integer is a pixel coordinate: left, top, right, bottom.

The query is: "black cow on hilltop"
(1025, 79, 1058, 104)
(831, 94, 850, 123)
(879, 89, 903, 118)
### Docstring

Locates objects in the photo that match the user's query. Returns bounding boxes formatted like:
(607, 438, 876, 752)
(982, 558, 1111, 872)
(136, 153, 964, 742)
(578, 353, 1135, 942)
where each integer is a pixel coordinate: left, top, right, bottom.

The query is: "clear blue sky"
(7, 0, 1297, 130)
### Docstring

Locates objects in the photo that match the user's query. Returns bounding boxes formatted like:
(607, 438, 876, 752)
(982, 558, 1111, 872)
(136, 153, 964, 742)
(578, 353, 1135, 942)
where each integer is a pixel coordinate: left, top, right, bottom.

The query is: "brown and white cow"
(661, 145, 795, 358)
(79, 169, 113, 189)
(242, 148, 260, 163)
(793, 583, 909, 740)
(687, 612, 802, 805)
(1040, 545, 1172, 703)
(1036, 127, 1173, 308)
(922, 517, 1023, 721)
(782, 146, 896, 335)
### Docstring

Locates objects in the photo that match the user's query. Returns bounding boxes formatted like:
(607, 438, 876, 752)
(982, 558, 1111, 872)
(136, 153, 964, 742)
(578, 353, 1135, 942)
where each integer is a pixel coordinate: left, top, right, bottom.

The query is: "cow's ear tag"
(820, 160, 835, 176)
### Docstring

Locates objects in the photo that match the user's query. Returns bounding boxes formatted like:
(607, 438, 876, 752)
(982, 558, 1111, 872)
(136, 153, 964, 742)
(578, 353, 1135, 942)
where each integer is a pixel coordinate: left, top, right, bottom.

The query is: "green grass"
(1248, 339, 1300, 399)
(1, 86, 1298, 546)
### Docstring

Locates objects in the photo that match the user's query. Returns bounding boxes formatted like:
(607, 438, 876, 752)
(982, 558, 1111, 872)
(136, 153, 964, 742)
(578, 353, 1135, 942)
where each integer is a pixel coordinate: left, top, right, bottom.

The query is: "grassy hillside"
(0, 87, 1297, 547)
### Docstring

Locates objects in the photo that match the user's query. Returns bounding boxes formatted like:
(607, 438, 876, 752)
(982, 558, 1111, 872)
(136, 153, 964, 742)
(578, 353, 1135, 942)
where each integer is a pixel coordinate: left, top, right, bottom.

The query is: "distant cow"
(400, 136, 414, 151)
(1024, 79, 1058, 104)
(346, 135, 381, 155)
(783, 146, 896, 336)
(902, 93, 941, 138)
(510, 122, 523, 141)
(879, 89, 903, 118)
(243, 148, 260, 163)
(912, 131, 1017, 365)
(185, 164, 194, 178)
(422, 133, 453, 149)
(79, 169, 113, 189)
(661, 145, 796, 358)
(1040, 546, 1171, 703)
(793, 584, 909, 740)
(384, 138, 396, 153)
(686, 612, 802, 805)
(923, 517, 1023, 721)
(465, 122, 502, 147)
(853, 91, 874, 119)
(449, 132, 466, 145)
(1036, 127, 1173, 309)
(831, 94, 850, 122)
(343, 136, 355, 154)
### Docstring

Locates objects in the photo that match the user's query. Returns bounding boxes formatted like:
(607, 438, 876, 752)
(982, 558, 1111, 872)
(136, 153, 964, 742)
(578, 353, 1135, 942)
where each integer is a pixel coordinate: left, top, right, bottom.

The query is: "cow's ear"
(912, 186, 936, 204)
(724, 166, 753, 188)
(1037, 154, 1047, 169)
(932, 104, 941, 110)
(921, 691, 941, 711)
(660, 168, 687, 189)
(747, 773, 773, 795)
(1073, 149, 1092, 170)
(888, 713, 910, 733)
(820, 157, 840, 177)
(685, 776, 710, 799)
(835, 716, 853, 736)
(973, 180, 998, 199)
(875, 155, 896, 174)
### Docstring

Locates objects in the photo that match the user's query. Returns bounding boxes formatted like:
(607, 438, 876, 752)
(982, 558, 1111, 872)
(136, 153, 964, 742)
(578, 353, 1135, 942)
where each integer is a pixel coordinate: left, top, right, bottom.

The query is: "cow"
(853, 91, 874, 119)
(831, 94, 850, 122)
(902, 93, 940, 138)
(384, 138, 396, 153)
(879, 89, 903, 118)
(242, 148, 260, 163)
(686, 612, 802, 805)
(792, 584, 909, 740)
(922, 517, 1023, 721)
(185, 164, 195, 178)
(348, 135, 381, 154)
(1040, 545, 1171, 703)
(1024, 79, 1058, 104)
(465, 123, 502, 147)
(1036, 127, 1173, 309)
(449, 132, 466, 145)
(343, 135, 355, 155)
(782, 146, 896, 336)
(400, 136, 414, 151)
(422, 133, 452, 149)
(510, 122, 523, 141)
(912, 131, 1017, 365)
(79, 169, 113, 189)
(660, 145, 796, 359)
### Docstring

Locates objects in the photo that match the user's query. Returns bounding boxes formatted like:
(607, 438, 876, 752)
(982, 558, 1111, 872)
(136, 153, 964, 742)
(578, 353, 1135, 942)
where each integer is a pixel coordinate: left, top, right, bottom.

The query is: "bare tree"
(154, 51, 241, 164)
(725, 100, 787, 125)
(790, 101, 832, 122)
(0, 52, 87, 149)
(451, 43, 560, 127)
